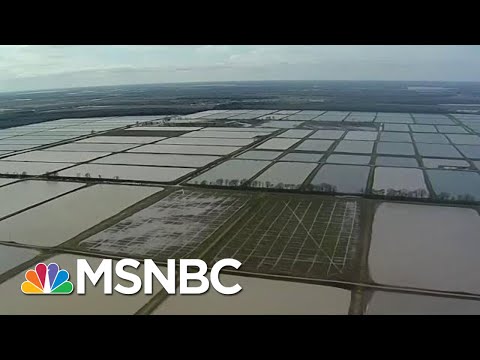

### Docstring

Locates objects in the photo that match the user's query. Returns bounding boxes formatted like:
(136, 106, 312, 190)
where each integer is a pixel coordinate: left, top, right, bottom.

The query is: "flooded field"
(93, 153, 220, 168)
(369, 202, 480, 293)
(45, 143, 136, 153)
(188, 159, 271, 187)
(3, 150, 110, 163)
(0, 184, 161, 247)
(309, 164, 370, 194)
(379, 132, 412, 142)
(237, 150, 282, 160)
(251, 162, 317, 189)
(129, 144, 240, 156)
(0, 244, 38, 275)
(278, 129, 313, 138)
(296, 139, 334, 152)
(372, 167, 429, 198)
(0, 180, 84, 219)
(422, 158, 470, 169)
(280, 152, 324, 162)
(326, 154, 371, 165)
(57, 163, 194, 182)
(344, 131, 377, 141)
(257, 138, 302, 151)
(0, 178, 18, 188)
(158, 137, 253, 147)
(375, 156, 418, 167)
(426, 170, 480, 201)
(78, 136, 165, 144)
(366, 291, 480, 315)
(310, 130, 345, 140)
(334, 140, 374, 154)
(376, 142, 415, 156)
(412, 133, 449, 144)
(152, 274, 351, 315)
(416, 143, 462, 158)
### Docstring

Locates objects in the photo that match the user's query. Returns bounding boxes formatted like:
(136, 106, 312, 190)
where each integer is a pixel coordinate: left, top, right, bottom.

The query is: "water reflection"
(372, 167, 429, 198)
(251, 162, 317, 190)
(189, 160, 271, 187)
(427, 169, 480, 201)
(308, 164, 370, 194)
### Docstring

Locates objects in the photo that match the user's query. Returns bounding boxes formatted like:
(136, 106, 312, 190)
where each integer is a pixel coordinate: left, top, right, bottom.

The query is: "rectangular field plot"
(410, 125, 437, 133)
(334, 140, 374, 154)
(77, 136, 165, 144)
(326, 154, 371, 165)
(250, 162, 317, 190)
(79, 189, 249, 260)
(379, 132, 412, 142)
(308, 164, 370, 194)
(129, 144, 240, 156)
(0, 161, 74, 175)
(376, 142, 415, 156)
(375, 156, 419, 167)
(296, 140, 335, 152)
(309, 130, 345, 140)
(284, 113, 321, 121)
(375, 113, 413, 124)
(316, 112, 349, 122)
(45, 143, 136, 153)
(426, 170, 480, 201)
(344, 131, 377, 141)
(208, 195, 362, 280)
(436, 126, 468, 134)
(344, 113, 376, 122)
(187, 159, 271, 187)
(57, 164, 194, 183)
(278, 129, 314, 138)
(368, 203, 480, 294)
(446, 134, 480, 145)
(372, 167, 429, 198)
(279, 152, 324, 163)
(180, 130, 265, 139)
(457, 145, 480, 159)
(257, 138, 302, 151)
(412, 133, 449, 144)
(2, 150, 110, 163)
(92, 153, 220, 168)
(383, 124, 409, 132)
(260, 121, 304, 129)
(128, 126, 203, 132)
(236, 150, 282, 160)
(152, 137, 253, 147)
(422, 158, 470, 169)
(416, 143, 462, 158)
(257, 114, 289, 120)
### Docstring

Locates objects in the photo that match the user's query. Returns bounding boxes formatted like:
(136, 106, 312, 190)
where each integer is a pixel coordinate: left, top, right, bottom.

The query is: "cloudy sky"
(1, 45, 479, 92)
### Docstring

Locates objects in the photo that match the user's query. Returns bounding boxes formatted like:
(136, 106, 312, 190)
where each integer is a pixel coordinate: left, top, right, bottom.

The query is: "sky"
(1, 45, 480, 92)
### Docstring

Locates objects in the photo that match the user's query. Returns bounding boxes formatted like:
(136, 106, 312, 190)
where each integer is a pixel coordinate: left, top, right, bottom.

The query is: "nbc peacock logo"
(21, 263, 74, 295)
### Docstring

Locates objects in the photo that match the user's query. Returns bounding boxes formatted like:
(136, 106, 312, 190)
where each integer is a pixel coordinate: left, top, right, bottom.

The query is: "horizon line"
(2, 79, 480, 95)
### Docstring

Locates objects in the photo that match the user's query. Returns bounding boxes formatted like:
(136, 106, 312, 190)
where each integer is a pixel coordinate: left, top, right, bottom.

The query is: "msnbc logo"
(21, 263, 74, 295)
